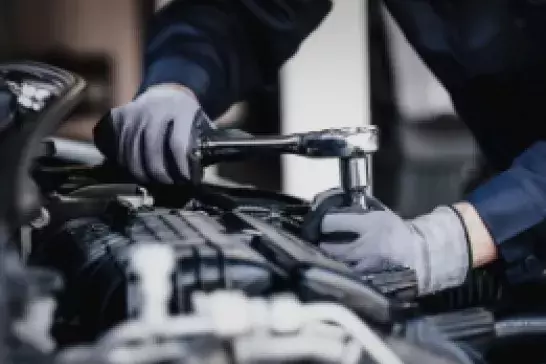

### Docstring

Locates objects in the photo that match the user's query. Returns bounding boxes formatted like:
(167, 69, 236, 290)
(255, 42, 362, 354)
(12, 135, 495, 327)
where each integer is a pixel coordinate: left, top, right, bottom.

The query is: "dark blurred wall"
(217, 85, 282, 192)
(12, 0, 144, 105)
(369, 1, 481, 217)
(0, 0, 15, 60)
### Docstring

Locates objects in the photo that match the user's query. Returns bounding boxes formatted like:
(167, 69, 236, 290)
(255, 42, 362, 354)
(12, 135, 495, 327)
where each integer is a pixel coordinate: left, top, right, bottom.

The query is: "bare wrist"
(453, 202, 498, 268)
(147, 83, 197, 100)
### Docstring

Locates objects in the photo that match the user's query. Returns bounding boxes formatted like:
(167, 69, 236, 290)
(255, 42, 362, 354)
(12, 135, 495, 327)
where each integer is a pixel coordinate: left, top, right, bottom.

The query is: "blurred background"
(0, 0, 483, 218)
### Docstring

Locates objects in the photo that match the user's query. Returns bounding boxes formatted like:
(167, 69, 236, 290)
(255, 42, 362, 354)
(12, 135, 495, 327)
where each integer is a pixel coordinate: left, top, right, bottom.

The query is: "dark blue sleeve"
(467, 142, 546, 283)
(139, 0, 332, 119)
(381, 0, 546, 284)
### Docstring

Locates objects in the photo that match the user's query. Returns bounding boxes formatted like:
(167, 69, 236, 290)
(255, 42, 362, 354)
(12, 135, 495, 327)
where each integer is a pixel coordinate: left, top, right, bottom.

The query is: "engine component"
(0, 61, 85, 364)
(58, 288, 403, 364)
(409, 308, 495, 352)
(0, 61, 86, 227)
(494, 316, 546, 340)
(0, 237, 63, 363)
(41, 137, 105, 166)
(0, 81, 15, 133)
(31, 207, 275, 344)
(54, 240, 467, 364)
(195, 126, 379, 209)
(419, 268, 506, 313)
(29, 182, 418, 346)
(55, 243, 447, 364)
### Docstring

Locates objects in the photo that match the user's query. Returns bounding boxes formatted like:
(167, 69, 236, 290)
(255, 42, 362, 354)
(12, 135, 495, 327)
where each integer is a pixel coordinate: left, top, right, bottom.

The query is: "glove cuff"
(137, 84, 201, 108)
(447, 205, 473, 282)
(411, 206, 470, 295)
(138, 57, 210, 101)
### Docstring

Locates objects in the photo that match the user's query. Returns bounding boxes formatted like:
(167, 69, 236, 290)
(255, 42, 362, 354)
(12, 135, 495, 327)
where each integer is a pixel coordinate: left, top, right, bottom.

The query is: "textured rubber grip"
(425, 307, 495, 346)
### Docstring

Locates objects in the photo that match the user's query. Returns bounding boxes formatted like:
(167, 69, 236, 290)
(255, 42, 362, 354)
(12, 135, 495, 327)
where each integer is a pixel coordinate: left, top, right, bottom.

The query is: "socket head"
(300, 126, 379, 158)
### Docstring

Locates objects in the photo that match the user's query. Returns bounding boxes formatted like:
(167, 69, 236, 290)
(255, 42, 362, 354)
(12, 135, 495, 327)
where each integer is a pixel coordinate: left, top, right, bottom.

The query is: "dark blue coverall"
(140, 0, 546, 284)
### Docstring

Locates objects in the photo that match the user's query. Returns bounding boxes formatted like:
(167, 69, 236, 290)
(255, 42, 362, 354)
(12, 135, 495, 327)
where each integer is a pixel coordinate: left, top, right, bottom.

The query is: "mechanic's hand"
(306, 189, 471, 296)
(94, 85, 215, 184)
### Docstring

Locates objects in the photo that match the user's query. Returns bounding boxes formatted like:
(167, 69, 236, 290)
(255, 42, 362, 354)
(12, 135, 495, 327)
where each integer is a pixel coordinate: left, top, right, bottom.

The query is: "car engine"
(2, 61, 546, 364)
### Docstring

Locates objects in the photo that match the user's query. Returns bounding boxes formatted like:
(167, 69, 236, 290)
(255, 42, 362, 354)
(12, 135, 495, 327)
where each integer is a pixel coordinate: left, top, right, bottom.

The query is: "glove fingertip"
(140, 125, 174, 185)
(321, 212, 349, 233)
(165, 119, 191, 183)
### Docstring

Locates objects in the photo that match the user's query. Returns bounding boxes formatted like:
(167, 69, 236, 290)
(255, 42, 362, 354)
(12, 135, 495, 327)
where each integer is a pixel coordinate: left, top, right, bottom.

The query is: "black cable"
(0, 223, 8, 364)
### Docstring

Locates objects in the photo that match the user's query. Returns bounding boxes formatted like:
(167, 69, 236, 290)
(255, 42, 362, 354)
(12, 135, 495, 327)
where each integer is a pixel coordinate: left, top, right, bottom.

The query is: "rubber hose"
(420, 268, 504, 313)
(30, 218, 130, 346)
(495, 316, 546, 339)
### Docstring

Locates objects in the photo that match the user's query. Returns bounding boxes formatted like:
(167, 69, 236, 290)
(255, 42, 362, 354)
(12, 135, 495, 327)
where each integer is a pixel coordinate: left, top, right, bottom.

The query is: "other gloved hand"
(94, 85, 215, 184)
(304, 189, 471, 296)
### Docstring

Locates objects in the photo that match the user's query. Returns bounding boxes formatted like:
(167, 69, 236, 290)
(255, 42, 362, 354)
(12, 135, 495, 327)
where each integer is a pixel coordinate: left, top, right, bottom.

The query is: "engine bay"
(3, 61, 546, 364)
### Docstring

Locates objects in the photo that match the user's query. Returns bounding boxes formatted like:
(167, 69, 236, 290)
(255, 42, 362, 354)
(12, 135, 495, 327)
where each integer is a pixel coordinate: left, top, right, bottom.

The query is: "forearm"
(317, 143, 546, 295)
(141, 0, 254, 119)
(141, 0, 332, 119)
(403, 202, 498, 294)
(453, 202, 498, 268)
(460, 142, 546, 282)
(148, 83, 197, 99)
(425, 197, 538, 272)
(418, 142, 546, 288)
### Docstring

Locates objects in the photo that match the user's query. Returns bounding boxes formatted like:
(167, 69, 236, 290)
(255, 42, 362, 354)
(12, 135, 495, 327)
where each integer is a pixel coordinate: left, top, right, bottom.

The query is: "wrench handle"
(200, 134, 301, 158)
(189, 130, 300, 184)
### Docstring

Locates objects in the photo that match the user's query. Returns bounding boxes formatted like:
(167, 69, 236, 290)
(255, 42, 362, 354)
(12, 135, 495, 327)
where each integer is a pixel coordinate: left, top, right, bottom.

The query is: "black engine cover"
(31, 206, 277, 345)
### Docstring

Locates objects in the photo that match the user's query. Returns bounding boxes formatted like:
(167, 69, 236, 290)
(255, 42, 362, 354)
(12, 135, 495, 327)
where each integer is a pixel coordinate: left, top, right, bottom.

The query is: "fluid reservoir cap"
(130, 243, 176, 322)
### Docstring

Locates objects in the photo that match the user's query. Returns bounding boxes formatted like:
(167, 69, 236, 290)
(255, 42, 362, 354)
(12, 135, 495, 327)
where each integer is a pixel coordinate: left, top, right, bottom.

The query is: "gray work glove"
(94, 86, 214, 184)
(307, 189, 471, 296)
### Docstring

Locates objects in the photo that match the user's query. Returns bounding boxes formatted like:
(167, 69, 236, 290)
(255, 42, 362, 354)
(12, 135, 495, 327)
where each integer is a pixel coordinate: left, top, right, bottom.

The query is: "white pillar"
(381, 7, 454, 121)
(280, 0, 369, 200)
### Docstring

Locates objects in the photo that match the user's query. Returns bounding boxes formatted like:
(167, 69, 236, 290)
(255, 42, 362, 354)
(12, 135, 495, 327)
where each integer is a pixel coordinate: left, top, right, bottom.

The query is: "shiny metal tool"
(195, 126, 379, 209)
